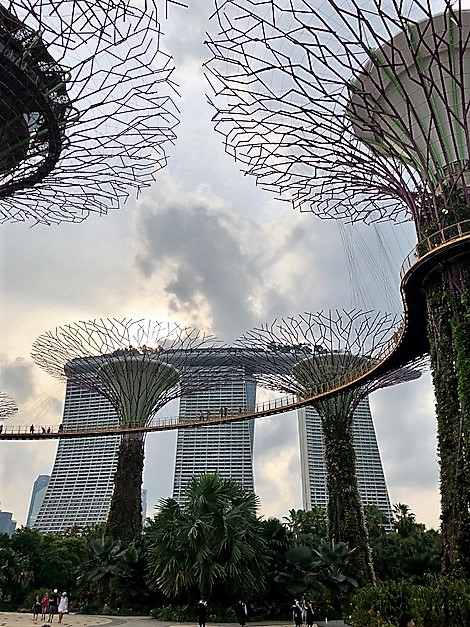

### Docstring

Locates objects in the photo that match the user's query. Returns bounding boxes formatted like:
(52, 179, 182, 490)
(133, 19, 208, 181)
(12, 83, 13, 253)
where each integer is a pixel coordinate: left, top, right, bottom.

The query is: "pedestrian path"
(0, 615, 346, 627)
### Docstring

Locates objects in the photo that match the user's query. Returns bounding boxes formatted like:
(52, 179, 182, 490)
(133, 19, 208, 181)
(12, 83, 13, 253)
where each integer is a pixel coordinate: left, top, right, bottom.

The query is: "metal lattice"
(0, 391, 17, 419)
(206, 0, 470, 231)
(31, 318, 225, 427)
(0, 0, 178, 224)
(233, 310, 423, 401)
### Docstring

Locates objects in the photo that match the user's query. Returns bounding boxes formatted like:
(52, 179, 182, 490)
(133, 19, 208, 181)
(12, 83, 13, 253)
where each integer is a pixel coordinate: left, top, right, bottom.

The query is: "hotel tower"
(298, 397, 393, 521)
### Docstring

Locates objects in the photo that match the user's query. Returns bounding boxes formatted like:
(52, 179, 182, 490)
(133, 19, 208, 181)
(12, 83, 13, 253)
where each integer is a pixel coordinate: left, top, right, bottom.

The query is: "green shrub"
(150, 603, 237, 622)
(349, 577, 470, 627)
(150, 604, 191, 621)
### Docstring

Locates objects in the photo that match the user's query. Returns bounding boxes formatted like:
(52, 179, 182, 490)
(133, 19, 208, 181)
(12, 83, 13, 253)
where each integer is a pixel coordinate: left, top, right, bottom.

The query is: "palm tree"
(393, 503, 421, 539)
(284, 507, 328, 545)
(311, 539, 358, 611)
(75, 534, 127, 606)
(146, 474, 268, 600)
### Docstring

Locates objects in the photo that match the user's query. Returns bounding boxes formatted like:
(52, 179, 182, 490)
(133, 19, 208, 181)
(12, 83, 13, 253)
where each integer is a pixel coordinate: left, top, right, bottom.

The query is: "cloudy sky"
(0, 1, 439, 530)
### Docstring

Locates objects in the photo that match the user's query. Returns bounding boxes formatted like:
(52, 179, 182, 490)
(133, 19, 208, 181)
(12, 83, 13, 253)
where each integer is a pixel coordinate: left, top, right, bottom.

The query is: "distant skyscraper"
(33, 381, 120, 533)
(26, 475, 50, 528)
(298, 397, 393, 521)
(0, 508, 16, 536)
(173, 353, 256, 502)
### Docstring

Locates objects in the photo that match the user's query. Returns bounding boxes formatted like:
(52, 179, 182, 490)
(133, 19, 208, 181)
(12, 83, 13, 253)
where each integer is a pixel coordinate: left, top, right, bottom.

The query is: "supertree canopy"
(235, 309, 423, 585)
(31, 318, 222, 544)
(0, 391, 17, 420)
(0, 0, 178, 225)
(207, 0, 470, 576)
(206, 0, 470, 229)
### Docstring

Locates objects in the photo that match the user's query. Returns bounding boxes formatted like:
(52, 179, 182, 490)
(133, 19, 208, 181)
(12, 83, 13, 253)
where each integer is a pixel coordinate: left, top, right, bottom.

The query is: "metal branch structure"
(206, 0, 463, 228)
(31, 318, 223, 543)
(0, 0, 178, 225)
(207, 0, 470, 575)
(234, 310, 423, 585)
(0, 391, 17, 422)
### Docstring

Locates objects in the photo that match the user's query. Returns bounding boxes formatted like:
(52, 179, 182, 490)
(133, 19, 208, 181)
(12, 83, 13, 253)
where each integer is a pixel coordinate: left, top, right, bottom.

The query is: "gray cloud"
(0, 355, 36, 404)
(134, 196, 294, 339)
(371, 373, 438, 495)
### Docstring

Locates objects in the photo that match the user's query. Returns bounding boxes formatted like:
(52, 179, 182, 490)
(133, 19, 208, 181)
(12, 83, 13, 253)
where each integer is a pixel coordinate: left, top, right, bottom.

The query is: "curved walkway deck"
(3, 221, 470, 442)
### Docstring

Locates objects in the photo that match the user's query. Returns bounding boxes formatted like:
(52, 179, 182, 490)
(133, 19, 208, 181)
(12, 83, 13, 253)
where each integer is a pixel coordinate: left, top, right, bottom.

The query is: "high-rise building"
(33, 381, 120, 533)
(298, 397, 393, 521)
(172, 353, 256, 502)
(26, 475, 50, 528)
(0, 507, 16, 536)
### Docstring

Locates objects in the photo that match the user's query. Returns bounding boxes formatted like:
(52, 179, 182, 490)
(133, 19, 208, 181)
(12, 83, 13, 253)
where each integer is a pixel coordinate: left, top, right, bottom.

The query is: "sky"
(0, 1, 440, 530)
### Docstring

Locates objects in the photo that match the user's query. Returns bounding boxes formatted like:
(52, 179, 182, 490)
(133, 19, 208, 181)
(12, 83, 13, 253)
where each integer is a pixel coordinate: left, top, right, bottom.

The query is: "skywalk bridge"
(3, 219, 470, 442)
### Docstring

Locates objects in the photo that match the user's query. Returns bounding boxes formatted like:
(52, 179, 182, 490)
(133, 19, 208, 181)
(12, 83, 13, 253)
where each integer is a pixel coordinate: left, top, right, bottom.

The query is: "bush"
(349, 577, 470, 627)
(150, 604, 192, 621)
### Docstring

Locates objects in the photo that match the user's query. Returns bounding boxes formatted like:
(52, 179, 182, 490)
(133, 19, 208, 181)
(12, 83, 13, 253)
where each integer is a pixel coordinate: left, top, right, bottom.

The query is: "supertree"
(234, 309, 423, 585)
(205, 0, 470, 574)
(0, 391, 17, 420)
(31, 318, 223, 544)
(0, 0, 178, 225)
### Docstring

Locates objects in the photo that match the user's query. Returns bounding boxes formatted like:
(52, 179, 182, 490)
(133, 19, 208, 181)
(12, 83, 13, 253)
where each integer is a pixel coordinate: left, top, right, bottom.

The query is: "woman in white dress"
(58, 592, 68, 624)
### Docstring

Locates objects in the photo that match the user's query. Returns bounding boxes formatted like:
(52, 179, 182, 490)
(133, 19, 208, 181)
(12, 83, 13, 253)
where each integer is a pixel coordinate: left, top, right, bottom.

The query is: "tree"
(364, 505, 390, 540)
(311, 539, 359, 611)
(146, 474, 268, 600)
(284, 508, 328, 546)
(75, 534, 128, 607)
(392, 503, 423, 539)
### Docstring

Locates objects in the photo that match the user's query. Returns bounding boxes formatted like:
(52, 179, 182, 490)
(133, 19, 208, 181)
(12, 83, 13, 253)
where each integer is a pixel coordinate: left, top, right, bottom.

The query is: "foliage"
(283, 508, 327, 545)
(370, 528, 440, 583)
(364, 505, 390, 540)
(75, 531, 151, 611)
(257, 517, 293, 609)
(150, 602, 237, 622)
(0, 493, 442, 620)
(392, 503, 423, 539)
(145, 474, 268, 601)
(349, 576, 470, 627)
(424, 259, 470, 575)
(106, 434, 145, 546)
(318, 394, 375, 586)
(0, 528, 87, 604)
(419, 192, 470, 576)
(150, 604, 192, 621)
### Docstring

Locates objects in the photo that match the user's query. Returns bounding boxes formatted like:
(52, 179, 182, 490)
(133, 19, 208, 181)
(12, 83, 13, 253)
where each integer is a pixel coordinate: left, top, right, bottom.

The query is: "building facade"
(33, 381, 121, 533)
(26, 474, 50, 528)
(172, 359, 256, 502)
(298, 397, 393, 521)
(0, 508, 16, 536)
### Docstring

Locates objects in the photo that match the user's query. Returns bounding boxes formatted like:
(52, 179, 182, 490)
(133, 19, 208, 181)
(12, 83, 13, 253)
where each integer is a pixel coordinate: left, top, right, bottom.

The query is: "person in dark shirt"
(48, 589, 59, 623)
(236, 601, 248, 627)
(197, 598, 207, 627)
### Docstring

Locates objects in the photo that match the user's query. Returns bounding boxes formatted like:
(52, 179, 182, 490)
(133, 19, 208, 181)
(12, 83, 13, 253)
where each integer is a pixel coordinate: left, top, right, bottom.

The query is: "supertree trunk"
(107, 432, 145, 544)
(32, 319, 221, 546)
(320, 399, 375, 586)
(423, 259, 470, 576)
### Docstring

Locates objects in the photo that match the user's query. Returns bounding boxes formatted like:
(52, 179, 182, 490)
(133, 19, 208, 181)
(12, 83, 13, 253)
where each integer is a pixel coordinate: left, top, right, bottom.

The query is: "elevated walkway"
(2, 220, 470, 442)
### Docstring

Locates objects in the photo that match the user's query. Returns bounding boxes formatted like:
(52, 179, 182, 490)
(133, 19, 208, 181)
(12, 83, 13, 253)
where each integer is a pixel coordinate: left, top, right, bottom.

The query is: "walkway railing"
(3, 220, 470, 440)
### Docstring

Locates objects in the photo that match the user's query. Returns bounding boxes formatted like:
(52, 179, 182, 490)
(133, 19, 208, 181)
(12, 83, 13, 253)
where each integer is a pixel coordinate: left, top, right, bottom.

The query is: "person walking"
(197, 598, 208, 627)
(32, 595, 41, 621)
(58, 592, 68, 623)
(236, 601, 248, 627)
(292, 599, 303, 627)
(48, 589, 59, 622)
(306, 602, 314, 627)
(41, 592, 50, 621)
